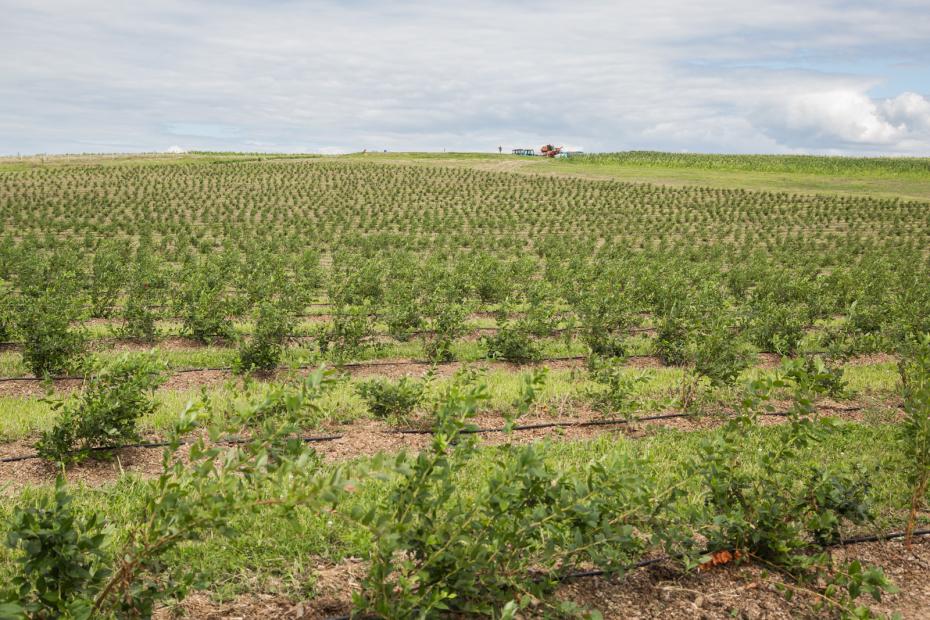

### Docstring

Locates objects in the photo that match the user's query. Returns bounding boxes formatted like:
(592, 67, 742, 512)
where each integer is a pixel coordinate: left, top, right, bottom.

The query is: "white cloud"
(165, 145, 187, 154)
(783, 91, 905, 144)
(880, 92, 930, 133)
(748, 89, 930, 150)
(1, 1, 929, 155)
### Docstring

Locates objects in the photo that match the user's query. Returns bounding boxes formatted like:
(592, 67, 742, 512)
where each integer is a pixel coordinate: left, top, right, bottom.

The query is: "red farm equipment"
(540, 144, 563, 157)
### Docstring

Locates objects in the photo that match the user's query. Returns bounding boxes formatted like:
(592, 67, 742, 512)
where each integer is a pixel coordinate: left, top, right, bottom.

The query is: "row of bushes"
(7, 340, 930, 617)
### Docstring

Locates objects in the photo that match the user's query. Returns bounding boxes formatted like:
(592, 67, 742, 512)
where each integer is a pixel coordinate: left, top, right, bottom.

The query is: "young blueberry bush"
(357, 375, 427, 422)
(4, 375, 349, 618)
(688, 372, 895, 618)
(174, 256, 235, 343)
(316, 304, 373, 362)
(587, 358, 651, 419)
(88, 239, 129, 318)
(36, 353, 167, 464)
(119, 245, 165, 342)
(349, 378, 680, 617)
(0, 279, 14, 343)
(420, 292, 468, 363)
(0, 477, 109, 619)
(570, 266, 636, 359)
(15, 267, 87, 377)
(484, 317, 541, 363)
(687, 316, 754, 389)
(17, 302, 86, 378)
(236, 300, 294, 373)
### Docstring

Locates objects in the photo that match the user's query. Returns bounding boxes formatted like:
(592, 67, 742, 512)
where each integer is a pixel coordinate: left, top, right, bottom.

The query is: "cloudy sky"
(2, 0, 929, 156)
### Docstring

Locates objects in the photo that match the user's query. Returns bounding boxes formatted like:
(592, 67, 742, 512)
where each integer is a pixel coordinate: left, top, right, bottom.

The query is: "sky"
(1, 0, 930, 156)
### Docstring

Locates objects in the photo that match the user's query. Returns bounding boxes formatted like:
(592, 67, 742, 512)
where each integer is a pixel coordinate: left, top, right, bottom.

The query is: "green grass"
(0, 359, 902, 443)
(0, 336, 592, 378)
(420, 152, 930, 201)
(0, 367, 594, 442)
(331, 150, 930, 200)
(568, 152, 930, 179)
(516, 159, 930, 201)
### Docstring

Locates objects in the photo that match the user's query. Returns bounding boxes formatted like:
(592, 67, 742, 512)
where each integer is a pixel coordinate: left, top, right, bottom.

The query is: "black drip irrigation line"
(0, 433, 344, 464)
(0, 355, 593, 383)
(0, 373, 87, 383)
(389, 406, 865, 436)
(554, 527, 930, 584)
(0, 413, 676, 462)
(322, 529, 930, 620)
(393, 412, 690, 435)
(336, 354, 592, 369)
(0, 403, 867, 464)
(1, 405, 869, 463)
(0, 326, 575, 349)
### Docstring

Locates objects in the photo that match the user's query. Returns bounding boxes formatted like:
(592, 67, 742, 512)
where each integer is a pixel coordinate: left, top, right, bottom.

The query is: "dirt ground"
(0, 401, 891, 491)
(0, 351, 895, 398)
(553, 536, 930, 619)
(161, 536, 930, 619)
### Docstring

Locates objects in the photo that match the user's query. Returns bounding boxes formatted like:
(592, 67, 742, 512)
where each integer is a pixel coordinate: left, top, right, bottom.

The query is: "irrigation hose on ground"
(0, 434, 345, 463)
(0, 406, 868, 463)
(0, 355, 591, 383)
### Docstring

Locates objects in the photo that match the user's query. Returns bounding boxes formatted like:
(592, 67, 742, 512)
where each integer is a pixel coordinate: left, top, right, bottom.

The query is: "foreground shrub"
(696, 432, 873, 562)
(351, 378, 678, 617)
(4, 394, 348, 618)
(1, 477, 109, 619)
(688, 376, 896, 617)
(36, 354, 167, 463)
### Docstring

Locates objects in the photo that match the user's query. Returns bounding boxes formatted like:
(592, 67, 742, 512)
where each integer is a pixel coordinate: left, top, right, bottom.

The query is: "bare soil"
(553, 536, 930, 619)
(0, 352, 893, 397)
(0, 402, 894, 491)
(157, 537, 930, 619)
(0, 440, 190, 493)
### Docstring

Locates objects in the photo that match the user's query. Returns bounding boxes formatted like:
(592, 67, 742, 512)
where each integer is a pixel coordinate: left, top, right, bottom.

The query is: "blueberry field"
(1, 152, 929, 618)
